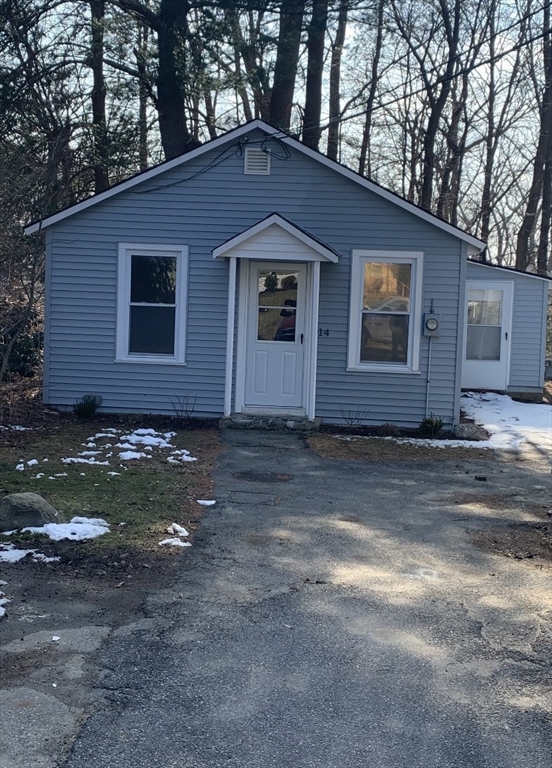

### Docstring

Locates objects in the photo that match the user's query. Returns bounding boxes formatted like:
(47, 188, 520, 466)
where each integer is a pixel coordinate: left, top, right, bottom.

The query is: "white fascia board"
(468, 260, 552, 282)
(24, 121, 267, 235)
(212, 213, 339, 262)
(254, 121, 487, 253)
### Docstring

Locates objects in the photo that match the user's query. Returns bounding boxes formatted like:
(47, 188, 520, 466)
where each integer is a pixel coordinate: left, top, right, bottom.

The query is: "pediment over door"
(212, 213, 340, 263)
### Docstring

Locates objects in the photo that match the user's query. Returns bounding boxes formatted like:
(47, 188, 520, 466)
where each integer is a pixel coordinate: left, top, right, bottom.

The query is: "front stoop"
(219, 413, 321, 432)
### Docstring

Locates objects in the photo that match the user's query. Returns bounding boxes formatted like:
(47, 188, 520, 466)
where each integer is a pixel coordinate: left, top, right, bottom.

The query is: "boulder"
(452, 423, 489, 441)
(0, 493, 66, 532)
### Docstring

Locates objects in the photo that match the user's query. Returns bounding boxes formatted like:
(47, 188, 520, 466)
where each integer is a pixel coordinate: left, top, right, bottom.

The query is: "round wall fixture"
(425, 317, 439, 332)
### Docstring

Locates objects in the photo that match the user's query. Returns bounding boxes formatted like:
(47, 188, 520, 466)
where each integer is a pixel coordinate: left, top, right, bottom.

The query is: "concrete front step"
(220, 413, 320, 432)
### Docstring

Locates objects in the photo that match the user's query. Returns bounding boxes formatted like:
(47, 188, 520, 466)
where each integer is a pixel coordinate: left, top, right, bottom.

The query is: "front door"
(462, 281, 513, 390)
(244, 262, 307, 409)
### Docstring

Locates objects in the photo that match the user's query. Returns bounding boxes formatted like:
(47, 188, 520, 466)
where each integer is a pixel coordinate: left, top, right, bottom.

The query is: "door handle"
(505, 332, 508, 340)
(300, 333, 304, 344)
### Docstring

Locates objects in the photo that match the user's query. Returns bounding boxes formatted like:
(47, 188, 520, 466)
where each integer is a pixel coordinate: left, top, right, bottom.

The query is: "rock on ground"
(0, 493, 66, 532)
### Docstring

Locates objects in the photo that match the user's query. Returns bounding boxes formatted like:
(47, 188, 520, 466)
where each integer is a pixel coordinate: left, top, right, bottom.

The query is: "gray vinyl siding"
(46, 128, 465, 426)
(466, 262, 548, 391)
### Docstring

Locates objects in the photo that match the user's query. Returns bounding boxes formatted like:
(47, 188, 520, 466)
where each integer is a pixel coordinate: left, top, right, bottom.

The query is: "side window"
(348, 251, 423, 372)
(116, 244, 188, 363)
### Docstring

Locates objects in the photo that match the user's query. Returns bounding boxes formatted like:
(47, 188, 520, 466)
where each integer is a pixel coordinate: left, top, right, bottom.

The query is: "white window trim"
(116, 243, 188, 365)
(348, 250, 424, 374)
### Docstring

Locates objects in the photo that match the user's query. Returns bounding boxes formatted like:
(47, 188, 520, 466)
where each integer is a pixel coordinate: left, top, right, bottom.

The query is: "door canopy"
(212, 213, 340, 263)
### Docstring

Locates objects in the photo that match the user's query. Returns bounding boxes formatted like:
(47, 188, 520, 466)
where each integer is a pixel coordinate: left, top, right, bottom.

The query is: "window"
(348, 250, 423, 373)
(116, 244, 188, 364)
(466, 288, 502, 360)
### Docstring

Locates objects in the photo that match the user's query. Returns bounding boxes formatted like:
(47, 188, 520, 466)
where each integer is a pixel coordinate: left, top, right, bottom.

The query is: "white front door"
(462, 281, 513, 390)
(244, 262, 307, 410)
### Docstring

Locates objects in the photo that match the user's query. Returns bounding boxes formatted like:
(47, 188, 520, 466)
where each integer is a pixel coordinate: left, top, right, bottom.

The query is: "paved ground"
(3, 429, 551, 767)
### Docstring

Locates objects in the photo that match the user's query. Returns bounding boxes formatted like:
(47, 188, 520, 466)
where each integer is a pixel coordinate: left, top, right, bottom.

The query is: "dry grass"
(0, 419, 222, 567)
(308, 433, 492, 462)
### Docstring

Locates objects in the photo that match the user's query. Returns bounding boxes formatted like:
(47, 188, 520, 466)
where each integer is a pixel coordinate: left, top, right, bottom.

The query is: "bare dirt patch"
(444, 489, 552, 568)
(307, 433, 491, 462)
(471, 522, 552, 567)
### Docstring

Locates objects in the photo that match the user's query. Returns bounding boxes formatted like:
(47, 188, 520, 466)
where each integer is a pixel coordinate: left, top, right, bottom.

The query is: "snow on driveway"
(461, 392, 552, 452)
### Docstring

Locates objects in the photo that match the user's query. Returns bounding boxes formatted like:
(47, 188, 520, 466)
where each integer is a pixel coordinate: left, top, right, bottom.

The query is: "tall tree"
(269, 0, 305, 130)
(90, 0, 109, 192)
(326, 0, 348, 160)
(302, 0, 329, 150)
(516, 1, 552, 271)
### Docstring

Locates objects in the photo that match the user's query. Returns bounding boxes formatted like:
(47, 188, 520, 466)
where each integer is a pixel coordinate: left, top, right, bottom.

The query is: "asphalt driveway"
(63, 429, 551, 768)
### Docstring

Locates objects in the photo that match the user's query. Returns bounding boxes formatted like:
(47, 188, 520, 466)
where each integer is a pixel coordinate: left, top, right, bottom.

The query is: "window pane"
(466, 326, 501, 360)
(361, 314, 408, 363)
(363, 263, 411, 311)
(131, 255, 176, 304)
(129, 306, 175, 355)
(258, 271, 298, 307)
(258, 308, 296, 342)
(467, 290, 502, 325)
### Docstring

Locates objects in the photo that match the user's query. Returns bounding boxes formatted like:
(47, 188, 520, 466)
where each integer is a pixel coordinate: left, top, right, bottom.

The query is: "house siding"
(466, 262, 548, 392)
(45, 128, 465, 426)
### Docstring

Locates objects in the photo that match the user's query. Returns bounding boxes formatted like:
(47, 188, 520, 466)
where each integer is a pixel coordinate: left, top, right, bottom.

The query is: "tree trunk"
(537, 148, 551, 274)
(137, 20, 149, 171)
(516, 3, 551, 270)
(302, 0, 329, 150)
(269, 0, 305, 131)
(90, 0, 109, 192)
(420, 0, 461, 211)
(358, 0, 385, 177)
(157, 0, 199, 159)
(437, 69, 469, 224)
(327, 0, 348, 161)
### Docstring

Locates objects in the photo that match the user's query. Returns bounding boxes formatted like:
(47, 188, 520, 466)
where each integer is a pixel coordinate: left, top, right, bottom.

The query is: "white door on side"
(462, 281, 513, 390)
(244, 262, 307, 409)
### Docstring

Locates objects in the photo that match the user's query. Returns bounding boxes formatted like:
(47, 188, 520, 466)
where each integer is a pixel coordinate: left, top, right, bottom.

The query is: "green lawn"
(0, 420, 221, 556)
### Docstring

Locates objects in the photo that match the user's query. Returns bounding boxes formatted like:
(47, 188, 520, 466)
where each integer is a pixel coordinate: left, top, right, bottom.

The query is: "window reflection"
(360, 262, 411, 364)
(361, 314, 409, 363)
(257, 271, 298, 342)
(363, 263, 411, 311)
(131, 255, 176, 304)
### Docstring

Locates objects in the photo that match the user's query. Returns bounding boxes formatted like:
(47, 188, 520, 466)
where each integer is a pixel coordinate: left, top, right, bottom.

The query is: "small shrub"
(419, 413, 444, 438)
(170, 393, 197, 423)
(74, 395, 100, 419)
(340, 405, 370, 426)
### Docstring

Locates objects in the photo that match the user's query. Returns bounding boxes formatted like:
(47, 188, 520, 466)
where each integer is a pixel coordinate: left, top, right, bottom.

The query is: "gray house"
(25, 121, 551, 427)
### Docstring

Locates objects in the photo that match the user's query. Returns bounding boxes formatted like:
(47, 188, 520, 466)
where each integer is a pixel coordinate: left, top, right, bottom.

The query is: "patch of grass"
(307, 433, 492, 462)
(0, 421, 221, 558)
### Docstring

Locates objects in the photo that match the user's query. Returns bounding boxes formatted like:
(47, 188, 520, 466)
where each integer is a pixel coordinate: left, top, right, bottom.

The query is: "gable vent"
(244, 147, 271, 175)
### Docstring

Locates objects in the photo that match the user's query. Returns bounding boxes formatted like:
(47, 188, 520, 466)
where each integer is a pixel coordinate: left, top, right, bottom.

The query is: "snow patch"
(27, 459, 39, 467)
(22, 516, 110, 541)
(119, 451, 150, 461)
(62, 457, 110, 466)
(158, 537, 191, 548)
(461, 392, 552, 451)
(197, 500, 216, 506)
(168, 449, 197, 463)
(167, 523, 189, 537)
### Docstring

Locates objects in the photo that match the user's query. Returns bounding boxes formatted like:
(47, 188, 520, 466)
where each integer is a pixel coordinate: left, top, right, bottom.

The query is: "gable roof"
(212, 213, 340, 262)
(24, 119, 486, 252)
(467, 259, 552, 282)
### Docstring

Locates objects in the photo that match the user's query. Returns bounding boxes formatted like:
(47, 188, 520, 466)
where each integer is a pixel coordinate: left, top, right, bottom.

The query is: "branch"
(106, 0, 160, 31)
